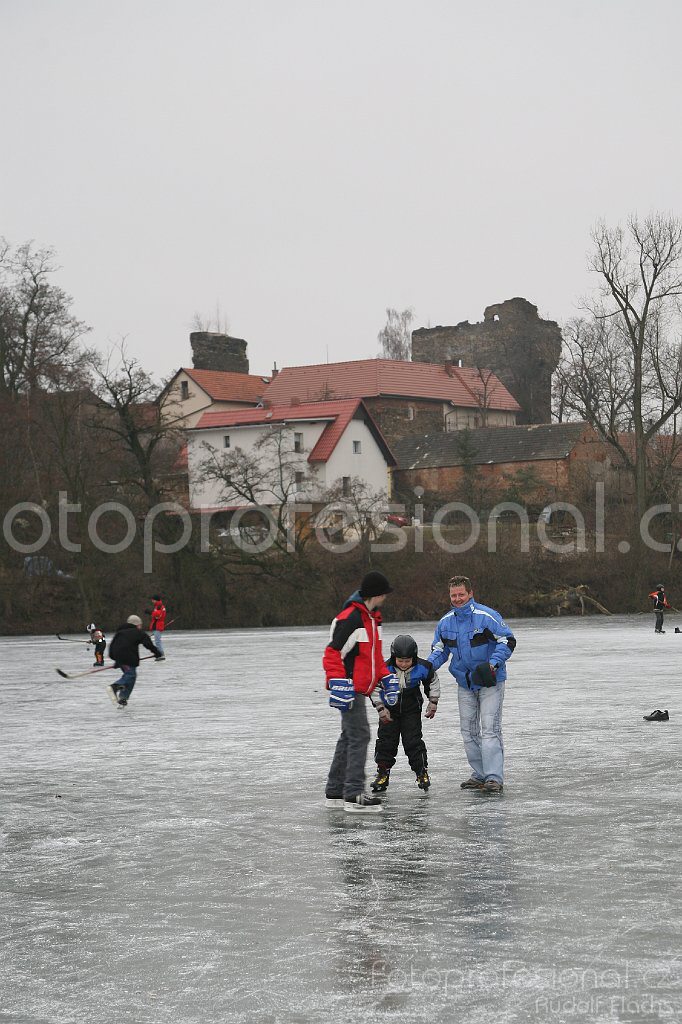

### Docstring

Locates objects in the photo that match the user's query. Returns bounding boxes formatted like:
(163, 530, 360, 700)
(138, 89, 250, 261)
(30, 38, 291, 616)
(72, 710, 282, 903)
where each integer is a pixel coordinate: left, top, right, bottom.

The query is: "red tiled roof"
(262, 359, 521, 412)
(191, 399, 396, 465)
(183, 368, 270, 404)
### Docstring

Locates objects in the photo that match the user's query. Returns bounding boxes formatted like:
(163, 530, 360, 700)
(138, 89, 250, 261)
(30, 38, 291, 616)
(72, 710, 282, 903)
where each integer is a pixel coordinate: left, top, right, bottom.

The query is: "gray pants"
(326, 693, 370, 799)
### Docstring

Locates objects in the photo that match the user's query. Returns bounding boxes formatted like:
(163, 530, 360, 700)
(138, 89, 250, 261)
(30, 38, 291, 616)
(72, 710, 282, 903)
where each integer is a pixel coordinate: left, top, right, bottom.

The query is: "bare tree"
(0, 240, 90, 395)
(198, 425, 321, 581)
(378, 307, 413, 361)
(556, 213, 682, 523)
(191, 303, 231, 334)
(88, 345, 185, 509)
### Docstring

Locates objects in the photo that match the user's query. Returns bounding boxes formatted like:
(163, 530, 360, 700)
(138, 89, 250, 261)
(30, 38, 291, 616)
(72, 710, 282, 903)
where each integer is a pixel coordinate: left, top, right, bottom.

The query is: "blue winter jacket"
(428, 600, 516, 690)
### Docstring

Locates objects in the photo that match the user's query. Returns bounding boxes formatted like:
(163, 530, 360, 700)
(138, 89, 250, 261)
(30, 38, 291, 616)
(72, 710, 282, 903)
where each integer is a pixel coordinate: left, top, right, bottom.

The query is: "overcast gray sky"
(2, 0, 681, 381)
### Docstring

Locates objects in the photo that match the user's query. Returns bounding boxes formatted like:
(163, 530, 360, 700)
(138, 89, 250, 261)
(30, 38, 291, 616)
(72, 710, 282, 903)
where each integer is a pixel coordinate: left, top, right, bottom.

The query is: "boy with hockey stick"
(87, 623, 107, 666)
(107, 615, 162, 707)
(649, 584, 670, 634)
(148, 595, 167, 659)
(370, 634, 440, 794)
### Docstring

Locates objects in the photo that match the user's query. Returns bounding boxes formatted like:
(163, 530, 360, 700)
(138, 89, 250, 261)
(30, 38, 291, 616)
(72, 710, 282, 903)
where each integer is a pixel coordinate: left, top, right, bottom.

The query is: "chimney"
(271, 362, 279, 378)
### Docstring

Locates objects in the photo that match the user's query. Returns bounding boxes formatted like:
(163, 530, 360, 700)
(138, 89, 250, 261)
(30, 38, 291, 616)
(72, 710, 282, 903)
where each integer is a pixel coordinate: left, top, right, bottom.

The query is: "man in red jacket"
(323, 571, 393, 813)
(149, 594, 167, 660)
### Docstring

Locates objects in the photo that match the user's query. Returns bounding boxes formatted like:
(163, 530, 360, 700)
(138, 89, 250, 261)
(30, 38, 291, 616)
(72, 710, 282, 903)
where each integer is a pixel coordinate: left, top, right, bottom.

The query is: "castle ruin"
(190, 332, 250, 374)
(411, 297, 562, 424)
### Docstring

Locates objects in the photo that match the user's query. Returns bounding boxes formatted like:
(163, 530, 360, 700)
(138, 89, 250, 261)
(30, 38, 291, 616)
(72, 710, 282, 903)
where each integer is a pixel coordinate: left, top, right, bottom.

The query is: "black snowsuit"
(373, 657, 437, 775)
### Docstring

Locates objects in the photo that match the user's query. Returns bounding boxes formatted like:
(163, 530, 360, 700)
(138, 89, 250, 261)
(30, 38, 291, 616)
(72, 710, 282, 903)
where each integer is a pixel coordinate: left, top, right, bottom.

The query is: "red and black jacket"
(149, 600, 167, 632)
(323, 590, 389, 696)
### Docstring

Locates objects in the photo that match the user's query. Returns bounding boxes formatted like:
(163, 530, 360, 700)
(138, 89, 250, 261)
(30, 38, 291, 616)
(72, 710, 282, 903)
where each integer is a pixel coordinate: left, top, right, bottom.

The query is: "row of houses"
(155, 344, 615, 517)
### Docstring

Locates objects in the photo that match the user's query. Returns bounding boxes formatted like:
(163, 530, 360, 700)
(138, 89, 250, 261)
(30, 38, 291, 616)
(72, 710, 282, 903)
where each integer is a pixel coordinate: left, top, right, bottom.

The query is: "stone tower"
(190, 332, 250, 374)
(411, 297, 562, 424)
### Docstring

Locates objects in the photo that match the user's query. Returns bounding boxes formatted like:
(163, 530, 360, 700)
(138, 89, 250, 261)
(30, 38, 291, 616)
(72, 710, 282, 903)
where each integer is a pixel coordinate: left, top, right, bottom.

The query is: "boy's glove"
(425, 700, 438, 719)
(377, 705, 392, 725)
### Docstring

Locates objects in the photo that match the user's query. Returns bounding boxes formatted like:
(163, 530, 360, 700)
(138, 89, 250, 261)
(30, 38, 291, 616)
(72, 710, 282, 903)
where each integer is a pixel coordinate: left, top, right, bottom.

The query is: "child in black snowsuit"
(87, 623, 107, 667)
(370, 634, 440, 792)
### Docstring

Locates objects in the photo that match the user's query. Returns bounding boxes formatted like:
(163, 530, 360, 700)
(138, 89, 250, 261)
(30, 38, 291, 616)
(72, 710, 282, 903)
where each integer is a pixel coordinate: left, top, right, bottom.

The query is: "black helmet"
(391, 634, 418, 662)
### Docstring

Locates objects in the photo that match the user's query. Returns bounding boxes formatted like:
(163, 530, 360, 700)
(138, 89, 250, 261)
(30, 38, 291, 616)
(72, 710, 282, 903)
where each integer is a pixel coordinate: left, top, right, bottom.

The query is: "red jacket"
(323, 592, 389, 696)
(149, 600, 167, 632)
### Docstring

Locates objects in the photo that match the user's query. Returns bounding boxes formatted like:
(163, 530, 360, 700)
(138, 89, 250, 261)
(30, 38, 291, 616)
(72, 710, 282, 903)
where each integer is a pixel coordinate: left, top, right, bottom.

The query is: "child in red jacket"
(148, 595, 167, 659)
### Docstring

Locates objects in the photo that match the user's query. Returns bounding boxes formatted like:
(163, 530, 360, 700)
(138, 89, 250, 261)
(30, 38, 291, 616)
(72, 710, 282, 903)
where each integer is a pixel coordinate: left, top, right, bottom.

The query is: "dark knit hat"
(359, 571, 392, 599)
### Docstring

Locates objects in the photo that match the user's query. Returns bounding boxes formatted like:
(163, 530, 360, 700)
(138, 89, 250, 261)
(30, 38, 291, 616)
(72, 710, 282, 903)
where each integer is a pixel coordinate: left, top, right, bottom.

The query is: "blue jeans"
(326, 693, 371, 799)
(116, 665, 137, 701)
(152, 630, 165, 654)
(457, 682, 505, 784)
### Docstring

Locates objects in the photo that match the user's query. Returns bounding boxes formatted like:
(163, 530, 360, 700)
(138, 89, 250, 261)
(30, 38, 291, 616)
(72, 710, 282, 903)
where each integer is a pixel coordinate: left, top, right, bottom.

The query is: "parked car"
(384, 513, 409, 527)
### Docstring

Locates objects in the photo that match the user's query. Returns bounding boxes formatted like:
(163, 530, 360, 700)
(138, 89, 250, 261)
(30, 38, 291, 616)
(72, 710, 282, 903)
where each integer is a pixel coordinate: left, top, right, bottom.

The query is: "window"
(223, 435, 231, 448)
(406, 406, 415, 421)
(295, 471, 305, 490)
(342, 476, 351, 497)
(352, 440, 362, 454)
(180, 380, 189, 400)
(294, 432, 303, 453)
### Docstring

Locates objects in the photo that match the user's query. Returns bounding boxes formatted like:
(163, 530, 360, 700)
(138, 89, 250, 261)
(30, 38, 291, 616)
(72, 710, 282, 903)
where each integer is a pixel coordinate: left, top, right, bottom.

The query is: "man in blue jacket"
(428, 575, 516, 793)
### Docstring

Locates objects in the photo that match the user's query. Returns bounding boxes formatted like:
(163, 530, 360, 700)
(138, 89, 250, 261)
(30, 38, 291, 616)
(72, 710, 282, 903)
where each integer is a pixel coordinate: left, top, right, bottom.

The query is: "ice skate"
(343, 793, 383, 813)
(643, 709, 669, 721)
(416, 770, 430, 791)
(370, 766, 390, 793)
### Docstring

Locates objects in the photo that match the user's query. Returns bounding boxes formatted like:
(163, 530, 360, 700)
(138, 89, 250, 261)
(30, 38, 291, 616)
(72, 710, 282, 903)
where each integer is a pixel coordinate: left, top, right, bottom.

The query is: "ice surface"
(1, 616, 680, 1024)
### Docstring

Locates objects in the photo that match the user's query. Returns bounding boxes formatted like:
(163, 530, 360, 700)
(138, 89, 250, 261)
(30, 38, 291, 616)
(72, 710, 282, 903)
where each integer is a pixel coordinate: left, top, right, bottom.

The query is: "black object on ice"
(643, 709, 669, 721)
(675, 627, 681, 633)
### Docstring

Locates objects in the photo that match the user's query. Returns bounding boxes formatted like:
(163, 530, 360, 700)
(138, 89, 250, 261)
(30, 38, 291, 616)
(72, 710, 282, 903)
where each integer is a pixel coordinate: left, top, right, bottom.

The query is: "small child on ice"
(87, 623, 107, 667)
(370, 634, 440, 792)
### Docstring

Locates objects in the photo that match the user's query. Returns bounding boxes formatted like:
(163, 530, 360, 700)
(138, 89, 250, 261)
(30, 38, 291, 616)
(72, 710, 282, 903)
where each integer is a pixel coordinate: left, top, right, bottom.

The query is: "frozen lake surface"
(1, 615, 681, 1024)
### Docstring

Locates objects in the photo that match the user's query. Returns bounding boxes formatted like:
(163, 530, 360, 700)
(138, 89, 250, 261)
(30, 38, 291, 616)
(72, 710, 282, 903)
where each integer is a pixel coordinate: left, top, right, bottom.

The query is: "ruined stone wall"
(190, 332, 250, 374)
(411, 298, 562, 425)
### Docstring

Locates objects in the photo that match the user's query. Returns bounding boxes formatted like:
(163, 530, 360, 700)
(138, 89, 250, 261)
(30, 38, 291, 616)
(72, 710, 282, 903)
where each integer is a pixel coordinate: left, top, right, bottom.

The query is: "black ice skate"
(371, 767, 391, 793)
(416, 770, 430, 791)
(343, 794, 383, 813)
(643, 709, 669, 721)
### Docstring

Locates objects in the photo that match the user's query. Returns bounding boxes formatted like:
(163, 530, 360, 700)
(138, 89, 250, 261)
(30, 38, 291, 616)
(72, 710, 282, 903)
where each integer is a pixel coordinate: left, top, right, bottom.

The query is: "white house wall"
(188, 421, 327, 509)
(322, 417, 391, 496)
(188, 415, 391, 510)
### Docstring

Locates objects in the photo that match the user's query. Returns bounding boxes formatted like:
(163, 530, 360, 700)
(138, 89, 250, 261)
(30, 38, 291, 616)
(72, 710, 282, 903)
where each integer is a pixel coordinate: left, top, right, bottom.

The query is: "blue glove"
(328, 678, 354, 712)
(379, 674, 401, 707)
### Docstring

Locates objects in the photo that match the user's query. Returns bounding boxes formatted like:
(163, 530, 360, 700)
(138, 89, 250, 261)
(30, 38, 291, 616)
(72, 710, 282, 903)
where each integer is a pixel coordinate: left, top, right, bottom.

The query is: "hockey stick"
(55, 655, 156, 680)
(56, 634, 90, 644)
